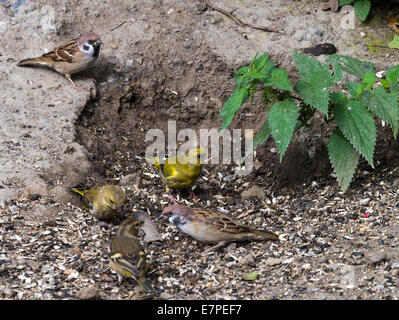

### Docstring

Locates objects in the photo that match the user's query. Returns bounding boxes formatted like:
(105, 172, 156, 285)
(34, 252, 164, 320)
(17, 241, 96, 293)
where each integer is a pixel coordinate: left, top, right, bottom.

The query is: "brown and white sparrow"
(109, 217, 153, 292)
(161, 204, 278, 254)
(17, 32, 102, 91)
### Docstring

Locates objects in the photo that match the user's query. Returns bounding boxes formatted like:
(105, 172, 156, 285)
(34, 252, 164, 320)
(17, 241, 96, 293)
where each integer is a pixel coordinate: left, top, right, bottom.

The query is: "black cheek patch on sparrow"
(83, 44, 90, 51)
(170, 215, 182, 226)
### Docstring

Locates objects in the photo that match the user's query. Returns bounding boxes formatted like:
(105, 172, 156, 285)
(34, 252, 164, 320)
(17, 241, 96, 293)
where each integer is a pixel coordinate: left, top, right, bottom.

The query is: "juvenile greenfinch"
(146, 148, 206, 202)
(71, 184, 126, 219)
(109, 217, 153, 292)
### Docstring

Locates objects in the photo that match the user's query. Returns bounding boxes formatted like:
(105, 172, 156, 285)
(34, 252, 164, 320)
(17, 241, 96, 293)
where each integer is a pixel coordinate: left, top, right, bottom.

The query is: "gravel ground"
(2, 159, 399, 300)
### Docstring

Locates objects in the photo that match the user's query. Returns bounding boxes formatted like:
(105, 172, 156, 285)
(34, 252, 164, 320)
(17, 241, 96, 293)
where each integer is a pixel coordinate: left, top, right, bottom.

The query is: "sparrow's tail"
(251, 229, 279, 241)
(17, 57, 44, 67)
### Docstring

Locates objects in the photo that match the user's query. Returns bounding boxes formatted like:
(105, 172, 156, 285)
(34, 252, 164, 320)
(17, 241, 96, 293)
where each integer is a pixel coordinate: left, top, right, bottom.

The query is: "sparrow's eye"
(88, 40, 94, 44)
(83, 44, 89, 51)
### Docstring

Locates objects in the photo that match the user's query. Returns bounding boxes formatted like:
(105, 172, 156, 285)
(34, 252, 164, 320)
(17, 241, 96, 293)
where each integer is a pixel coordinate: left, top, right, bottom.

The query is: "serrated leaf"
(346, 81, 360, 98)
(386, 65, 399, 83)
(219, 86, 249, 130)
(261, 87, 278, 110)
(390, 82, 399, 97)
(329, 59, 343, 83)
(233, 66, 250, 85)
(360, 86, 399, 137)
(249, 121, 271, 151)
(246, 70, 268, 80)
(259, 60, 275, 77)
(262, 68, 293, 92)
(339, 0, 353, 5)
(254, 53, 270, 71)
(268, 98, 299, 161)
(293, 51, 327, 82)
(294, 77, 330, 114)
(327, 54, 374, 79)
(354, 0, 371, 22)
(242, 271, 258, 281)
(328, 128, 360, 192)
(333, 99, 376, 167)
(359, 71, 376, 91)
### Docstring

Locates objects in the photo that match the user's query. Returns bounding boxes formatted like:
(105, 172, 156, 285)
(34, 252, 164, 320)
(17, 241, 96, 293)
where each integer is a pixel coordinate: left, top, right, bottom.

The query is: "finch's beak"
(94, 40, 102, 47)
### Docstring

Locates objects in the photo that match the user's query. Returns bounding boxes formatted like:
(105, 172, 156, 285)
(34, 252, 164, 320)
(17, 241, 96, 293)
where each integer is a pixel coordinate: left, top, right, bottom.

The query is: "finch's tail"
(137, 277, 153, 293)
(70, 187, 86, 197)
(17, 57, 44, 67)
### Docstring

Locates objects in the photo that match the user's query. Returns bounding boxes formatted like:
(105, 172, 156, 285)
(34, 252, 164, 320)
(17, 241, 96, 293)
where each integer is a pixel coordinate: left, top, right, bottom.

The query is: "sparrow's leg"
(65, 74, 87, 92)
(168, 192, 179, 204)
(201, 241, 228, 255)
(189, 190, 199, 203)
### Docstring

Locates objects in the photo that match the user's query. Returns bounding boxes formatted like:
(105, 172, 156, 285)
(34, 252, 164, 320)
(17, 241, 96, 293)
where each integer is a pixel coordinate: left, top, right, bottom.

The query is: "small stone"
(159, 292, 173, 299)
(120, 174, 141, 187)
(264, 258, 281, 266)
(76, 285, 100, 300)
(240, 185, 266, 201)
(391, 262, 399, 269)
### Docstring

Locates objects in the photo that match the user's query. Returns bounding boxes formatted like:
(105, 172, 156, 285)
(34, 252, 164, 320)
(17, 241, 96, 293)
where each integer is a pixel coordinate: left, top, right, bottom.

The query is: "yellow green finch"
(71, 184, 126, 219)
(146, 148, 206, 202)
(109, 217, 153, 292)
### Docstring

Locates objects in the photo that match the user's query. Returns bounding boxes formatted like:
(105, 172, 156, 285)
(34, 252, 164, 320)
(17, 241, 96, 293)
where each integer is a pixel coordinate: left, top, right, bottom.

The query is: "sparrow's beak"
(94, 40, 102, 47)
(157, 214, 168, 222)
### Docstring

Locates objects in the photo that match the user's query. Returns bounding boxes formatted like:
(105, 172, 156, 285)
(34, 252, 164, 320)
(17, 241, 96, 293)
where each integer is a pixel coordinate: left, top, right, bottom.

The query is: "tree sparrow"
(161, 204, 278, 254)
(17, 32, 102, 91)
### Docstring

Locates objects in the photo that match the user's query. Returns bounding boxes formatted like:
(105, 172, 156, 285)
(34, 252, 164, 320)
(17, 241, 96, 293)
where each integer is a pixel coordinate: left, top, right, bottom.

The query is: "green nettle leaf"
(390, 83, 399, 97)
(333, 100, 376, 167)
(354, 0, 371, 22)
(346, 81, 360, 98)
(246, 121, 272, 155)
(359, 71, 376, 91)
(328, 128, 360, 192)
(268, 98, 299, 161)
(262, 68, 293, 92)
(254, 53, 270, 71)
(293, 51, 328, 82)
(386, 65, 399, 83)
(360, 86, 399, 137)
(261, 87, 278, 110)
(233, 66, 249, 85)
(294, 77, 330, 114)
(219, 86, 249, 130)
(247, 70, 268, 80)
(339, 0, 353, 5)
(259, 60, 276, 77)
(329, 60, 343, 83)
(327, 54, 374, 79)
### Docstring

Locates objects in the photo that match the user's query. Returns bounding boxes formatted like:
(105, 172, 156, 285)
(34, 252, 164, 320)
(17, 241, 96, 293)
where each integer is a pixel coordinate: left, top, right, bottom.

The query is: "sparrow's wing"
(41, 39, 79, 63)
(194, 209, 252, 234)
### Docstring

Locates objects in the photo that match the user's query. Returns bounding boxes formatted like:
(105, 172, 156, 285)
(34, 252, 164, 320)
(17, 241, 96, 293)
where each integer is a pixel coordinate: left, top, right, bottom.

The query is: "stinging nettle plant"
(219, 51, 399, 191)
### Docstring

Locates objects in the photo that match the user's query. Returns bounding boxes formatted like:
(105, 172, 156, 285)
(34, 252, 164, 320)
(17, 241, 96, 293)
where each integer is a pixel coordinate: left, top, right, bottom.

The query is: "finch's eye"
(88, 40, 94, 44)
